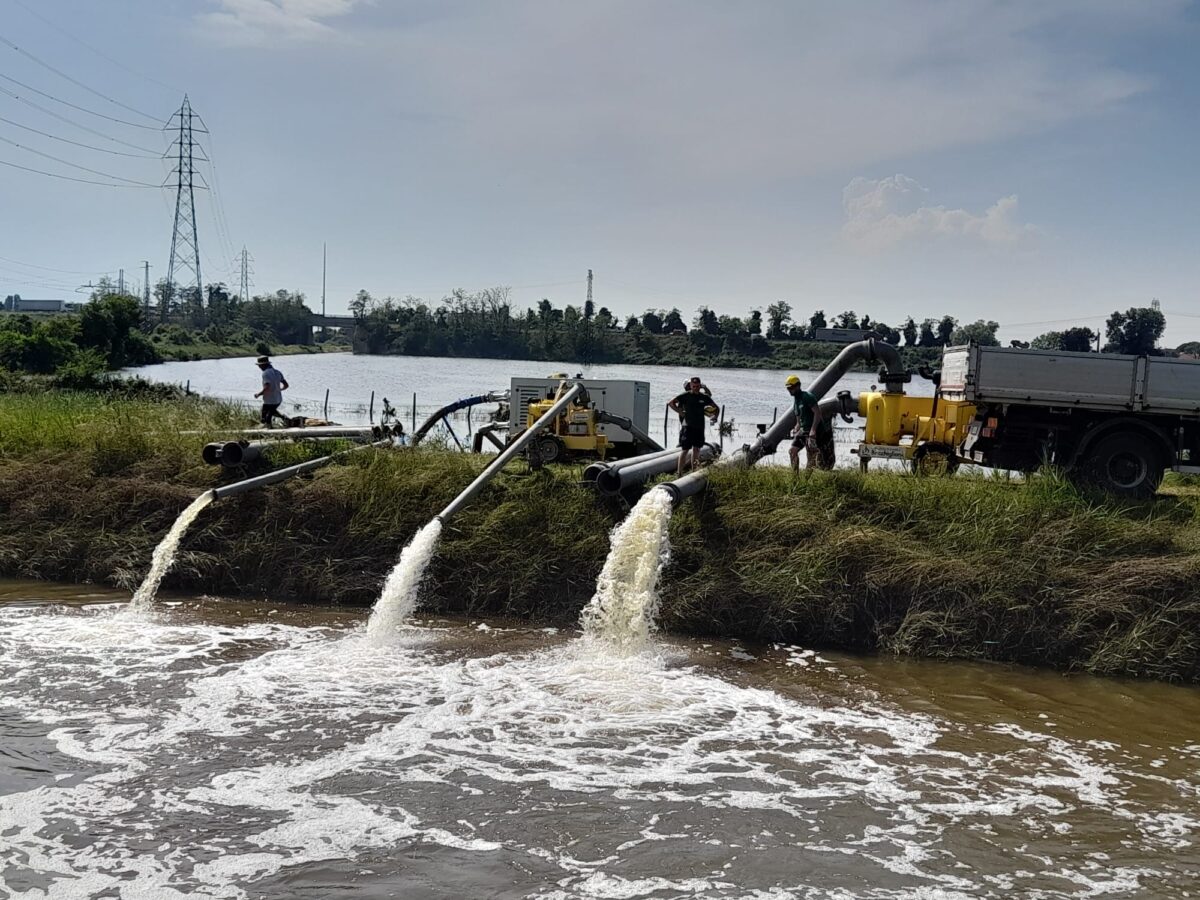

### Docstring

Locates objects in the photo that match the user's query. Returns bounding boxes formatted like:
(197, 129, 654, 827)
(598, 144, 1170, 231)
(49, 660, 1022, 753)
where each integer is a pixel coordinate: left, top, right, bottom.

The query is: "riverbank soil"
(1, 388, 1198, 681)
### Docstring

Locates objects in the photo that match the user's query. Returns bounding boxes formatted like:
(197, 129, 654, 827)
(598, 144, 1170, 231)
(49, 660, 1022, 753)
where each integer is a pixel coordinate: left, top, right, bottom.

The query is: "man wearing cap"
(786, 375, 834, 472)
(669, 377, 719, 474)
(254, 356, 290, 427)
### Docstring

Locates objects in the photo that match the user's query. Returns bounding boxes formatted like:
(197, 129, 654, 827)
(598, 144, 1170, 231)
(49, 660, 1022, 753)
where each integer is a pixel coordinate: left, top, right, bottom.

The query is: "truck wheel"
(1077, 432, 1164, 499)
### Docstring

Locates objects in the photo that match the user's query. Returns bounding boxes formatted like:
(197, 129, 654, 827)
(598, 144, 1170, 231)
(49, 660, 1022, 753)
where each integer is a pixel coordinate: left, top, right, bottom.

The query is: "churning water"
(3, 583, 1200, 898)
(365, 518, 443, 643)
(581, 487, 674, 654)
(127, 490, 215, 614)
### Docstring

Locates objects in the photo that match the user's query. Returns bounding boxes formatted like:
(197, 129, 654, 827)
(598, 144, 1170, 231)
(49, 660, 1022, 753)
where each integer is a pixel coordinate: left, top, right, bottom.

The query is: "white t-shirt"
(261, 367, 285, 404)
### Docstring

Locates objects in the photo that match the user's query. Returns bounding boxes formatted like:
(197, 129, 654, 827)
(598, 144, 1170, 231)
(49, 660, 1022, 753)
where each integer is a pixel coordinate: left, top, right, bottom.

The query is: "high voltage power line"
(0, 133, 159, 185)
(0, 31, 161, 123)
(5, 0, 180, 94)
(0, 112, 158, 157)
(0, 155, 157, 187)
(0, 71, 161, 130)
(0, 84, 161, 152)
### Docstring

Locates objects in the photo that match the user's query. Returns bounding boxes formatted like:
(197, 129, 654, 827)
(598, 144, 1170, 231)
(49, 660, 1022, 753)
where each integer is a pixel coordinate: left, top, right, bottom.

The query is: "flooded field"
(2, 579, 1199, 899)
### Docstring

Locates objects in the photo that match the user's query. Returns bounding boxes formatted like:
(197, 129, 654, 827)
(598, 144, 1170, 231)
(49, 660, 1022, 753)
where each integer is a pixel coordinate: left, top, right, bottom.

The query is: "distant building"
(813, 327, 873, 344)
(2, 295, 81, 314)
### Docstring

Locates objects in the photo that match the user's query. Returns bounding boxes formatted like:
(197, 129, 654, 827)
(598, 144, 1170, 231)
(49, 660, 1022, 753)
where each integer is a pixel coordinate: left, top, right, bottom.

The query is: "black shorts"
(679, 426, 706, 450)
(261, 403, 281, 424)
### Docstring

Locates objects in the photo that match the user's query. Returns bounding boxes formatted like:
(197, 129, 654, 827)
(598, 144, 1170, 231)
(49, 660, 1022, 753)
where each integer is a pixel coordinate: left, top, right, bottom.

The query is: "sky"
(1, 0, 1198, 344)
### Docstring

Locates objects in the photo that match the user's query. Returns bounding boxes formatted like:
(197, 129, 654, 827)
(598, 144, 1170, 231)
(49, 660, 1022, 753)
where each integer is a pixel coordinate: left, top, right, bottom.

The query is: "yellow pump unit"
(856, 389, 975, 472)
(524, 377, 612, 465)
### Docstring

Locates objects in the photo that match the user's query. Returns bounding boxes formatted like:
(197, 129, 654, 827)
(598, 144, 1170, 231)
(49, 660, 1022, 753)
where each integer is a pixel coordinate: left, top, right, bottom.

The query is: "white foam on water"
(580, 487, 673, 654)
(1, 602, 1199, 898)
(126, 490, 215, 615)
(364, 518, 442, 643)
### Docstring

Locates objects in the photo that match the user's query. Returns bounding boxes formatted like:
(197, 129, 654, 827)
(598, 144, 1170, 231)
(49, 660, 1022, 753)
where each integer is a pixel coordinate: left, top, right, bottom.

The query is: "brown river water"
(2, 579, 1199, 899)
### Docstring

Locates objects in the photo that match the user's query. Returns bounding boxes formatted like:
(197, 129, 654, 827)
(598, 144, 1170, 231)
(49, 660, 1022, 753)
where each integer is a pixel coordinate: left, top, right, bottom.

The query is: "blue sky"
(1, 0, 1198, 344)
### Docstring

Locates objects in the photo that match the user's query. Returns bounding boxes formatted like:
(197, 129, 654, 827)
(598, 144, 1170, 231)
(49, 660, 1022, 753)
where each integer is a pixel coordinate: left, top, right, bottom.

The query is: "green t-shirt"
(794, 390, 831, 435)
(672, 392, 715, 430)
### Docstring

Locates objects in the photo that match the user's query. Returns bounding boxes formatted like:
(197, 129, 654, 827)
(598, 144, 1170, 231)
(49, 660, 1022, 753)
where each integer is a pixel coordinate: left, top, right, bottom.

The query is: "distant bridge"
(309, 314, 357, 330)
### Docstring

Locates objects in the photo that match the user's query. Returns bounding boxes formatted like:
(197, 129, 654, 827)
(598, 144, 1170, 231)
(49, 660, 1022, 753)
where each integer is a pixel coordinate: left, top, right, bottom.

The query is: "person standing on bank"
(254, 356, 290, 427)
(669, 377, 719, 474)
(786, 374, 835, 471)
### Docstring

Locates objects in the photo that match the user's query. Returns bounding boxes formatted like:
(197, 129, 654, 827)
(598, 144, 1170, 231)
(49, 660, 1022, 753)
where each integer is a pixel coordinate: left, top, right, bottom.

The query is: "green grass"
(2, 388, 1199, 681)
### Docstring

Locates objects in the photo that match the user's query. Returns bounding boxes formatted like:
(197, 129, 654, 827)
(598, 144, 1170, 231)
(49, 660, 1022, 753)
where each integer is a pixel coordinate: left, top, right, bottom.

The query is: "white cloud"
(197, 0, 365, 46)
(842, 175, 1039, 250)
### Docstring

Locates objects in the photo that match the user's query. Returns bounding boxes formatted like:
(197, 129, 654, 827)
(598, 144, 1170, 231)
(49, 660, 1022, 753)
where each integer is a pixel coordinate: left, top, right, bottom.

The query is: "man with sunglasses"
(668, 377, 719, 474)
(785, 374, 834, 471)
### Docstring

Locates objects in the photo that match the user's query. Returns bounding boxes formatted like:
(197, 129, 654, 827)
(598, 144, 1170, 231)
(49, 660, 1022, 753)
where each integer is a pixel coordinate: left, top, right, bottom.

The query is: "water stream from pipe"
(579, 487, 674, 654)
(365, 518, 443, 642)
(126, 490, 215, 614)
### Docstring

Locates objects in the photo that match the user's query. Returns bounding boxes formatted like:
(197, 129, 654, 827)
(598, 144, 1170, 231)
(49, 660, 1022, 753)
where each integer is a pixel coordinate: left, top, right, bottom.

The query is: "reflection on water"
(2, 579, 1198, 899)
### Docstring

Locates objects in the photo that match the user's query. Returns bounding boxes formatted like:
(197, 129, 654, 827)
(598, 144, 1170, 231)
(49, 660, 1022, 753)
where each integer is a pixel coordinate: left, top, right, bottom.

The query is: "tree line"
(351, 287, 1176, 361)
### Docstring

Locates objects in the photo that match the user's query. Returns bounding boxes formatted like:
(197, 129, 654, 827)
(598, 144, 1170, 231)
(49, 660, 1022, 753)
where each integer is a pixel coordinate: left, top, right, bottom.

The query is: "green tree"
(663, 308, 686, 333)
(640, 310, 663, 334)
(950, 319, 1000, 346)
(747, 309, 762, 335)
(808, 309, 827, 339)
(902, 316, 917, 347)
(766, 301, 791, 338)
(1105, 306, 1166, 355)
(349, 289, 373, 319)
(79, 293, 156, 368)
(936, 315, 958, 346)
(1034, 327, 1096, 352)
(834, 310, 859, 329)
(918, 319, 938, 347)
(694, 306, 720, 335)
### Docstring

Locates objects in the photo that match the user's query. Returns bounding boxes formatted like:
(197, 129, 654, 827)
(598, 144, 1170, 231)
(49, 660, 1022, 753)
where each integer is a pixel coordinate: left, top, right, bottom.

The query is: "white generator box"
(509, 378, 651, 446)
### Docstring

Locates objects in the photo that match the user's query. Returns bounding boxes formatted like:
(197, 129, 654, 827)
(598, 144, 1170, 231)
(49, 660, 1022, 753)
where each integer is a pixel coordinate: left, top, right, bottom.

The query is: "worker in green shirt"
(785, 374, 835, 471)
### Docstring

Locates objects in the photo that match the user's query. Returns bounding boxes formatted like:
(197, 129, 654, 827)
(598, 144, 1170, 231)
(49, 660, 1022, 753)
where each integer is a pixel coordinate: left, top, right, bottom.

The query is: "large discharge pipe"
(436, 383, 583, 523)
(594, 443, 720, 495)
(661, 338, 904, 505)
(211, 439, 392, 501)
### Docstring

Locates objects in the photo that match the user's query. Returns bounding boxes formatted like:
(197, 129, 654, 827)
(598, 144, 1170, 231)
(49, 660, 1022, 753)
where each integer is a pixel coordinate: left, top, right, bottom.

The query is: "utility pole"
(142, 261, 151, 320)
(586, 268, 593, 310)
(321, 242, 327, 317)
(164, 95, 208, 323)
(117, 268, 124, 295)
(239, 246, 253, 302)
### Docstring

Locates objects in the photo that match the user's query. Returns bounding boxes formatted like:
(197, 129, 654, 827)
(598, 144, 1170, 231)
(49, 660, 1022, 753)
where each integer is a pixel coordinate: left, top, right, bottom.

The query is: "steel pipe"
(595, 444, 719, 496)
(436, 383, 583, 523)
(211, 439, 392, 501)
(202, 443, 224, 465)
(584, 447, 679, 484)
(662, 338, 905, 505)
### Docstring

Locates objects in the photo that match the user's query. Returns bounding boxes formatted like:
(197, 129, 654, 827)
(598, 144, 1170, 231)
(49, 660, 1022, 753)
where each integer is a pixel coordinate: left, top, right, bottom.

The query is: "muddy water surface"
(2, 579, 1199, 898)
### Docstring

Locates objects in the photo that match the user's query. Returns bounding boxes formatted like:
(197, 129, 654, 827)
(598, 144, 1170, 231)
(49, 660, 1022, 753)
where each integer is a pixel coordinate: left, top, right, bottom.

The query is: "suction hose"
(660, 338, 904, 505)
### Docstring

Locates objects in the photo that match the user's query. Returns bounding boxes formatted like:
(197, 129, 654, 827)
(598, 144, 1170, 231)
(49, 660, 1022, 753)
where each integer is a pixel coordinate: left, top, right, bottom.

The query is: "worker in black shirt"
(668, 377, 718, 474)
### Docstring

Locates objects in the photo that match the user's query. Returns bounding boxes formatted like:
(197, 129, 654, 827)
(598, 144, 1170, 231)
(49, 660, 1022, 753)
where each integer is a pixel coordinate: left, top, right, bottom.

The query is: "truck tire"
(1076, 431, 1164, 499)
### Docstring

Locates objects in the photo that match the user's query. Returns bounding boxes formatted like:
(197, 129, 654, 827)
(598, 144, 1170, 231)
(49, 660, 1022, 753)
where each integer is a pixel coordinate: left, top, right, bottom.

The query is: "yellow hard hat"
(785, 375, 801, 387)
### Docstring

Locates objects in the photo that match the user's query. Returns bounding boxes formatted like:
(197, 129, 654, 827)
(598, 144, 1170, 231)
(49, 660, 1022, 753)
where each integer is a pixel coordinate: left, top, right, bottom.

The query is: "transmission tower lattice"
(239, 246, 254, 303)
(164, 95, 209, 318)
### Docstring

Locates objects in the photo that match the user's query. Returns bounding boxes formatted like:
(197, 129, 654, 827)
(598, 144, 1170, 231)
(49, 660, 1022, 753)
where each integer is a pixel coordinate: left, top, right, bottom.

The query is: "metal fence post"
(323, 388, 330, 418)
(369, 390, 375, 423)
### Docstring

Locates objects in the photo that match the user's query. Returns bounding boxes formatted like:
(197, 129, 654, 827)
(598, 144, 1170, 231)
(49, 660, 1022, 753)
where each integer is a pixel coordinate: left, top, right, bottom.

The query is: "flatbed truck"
(854, 344, 1200, 498)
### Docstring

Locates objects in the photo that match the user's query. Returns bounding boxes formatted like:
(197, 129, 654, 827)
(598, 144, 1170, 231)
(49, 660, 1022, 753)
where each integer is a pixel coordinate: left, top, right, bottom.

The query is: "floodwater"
(127, 352, 933, 459)
(3, 580, 1199, 899)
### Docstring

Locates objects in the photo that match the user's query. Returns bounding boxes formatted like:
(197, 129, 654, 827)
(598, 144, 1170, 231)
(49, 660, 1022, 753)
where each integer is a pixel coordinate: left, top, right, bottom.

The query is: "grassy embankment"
(1, 388, 1198, 682)
(156, 337, 350, 362)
